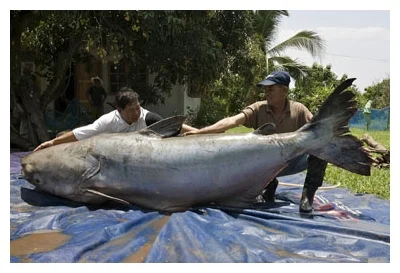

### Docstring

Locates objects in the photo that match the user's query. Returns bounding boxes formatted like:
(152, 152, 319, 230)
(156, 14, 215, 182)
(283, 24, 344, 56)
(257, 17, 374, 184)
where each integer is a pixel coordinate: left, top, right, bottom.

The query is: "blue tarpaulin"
(10, 152, 390, 263)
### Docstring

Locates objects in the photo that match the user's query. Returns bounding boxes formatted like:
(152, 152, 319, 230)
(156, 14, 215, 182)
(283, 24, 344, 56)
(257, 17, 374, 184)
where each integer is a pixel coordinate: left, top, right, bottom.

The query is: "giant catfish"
(21, 78, 372, 212)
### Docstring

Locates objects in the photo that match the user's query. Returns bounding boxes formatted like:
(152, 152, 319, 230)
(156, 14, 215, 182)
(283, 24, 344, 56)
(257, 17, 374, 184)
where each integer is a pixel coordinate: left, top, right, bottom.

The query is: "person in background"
(86, 76, 107, 119)
(184, 71, 328, 213)
(34, 87, 198, 152)
(363, 100, 372, 131)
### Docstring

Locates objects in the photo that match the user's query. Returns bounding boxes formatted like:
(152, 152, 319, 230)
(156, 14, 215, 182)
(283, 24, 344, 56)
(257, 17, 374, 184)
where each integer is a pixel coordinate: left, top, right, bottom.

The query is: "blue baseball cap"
(257, 71, 291, 87)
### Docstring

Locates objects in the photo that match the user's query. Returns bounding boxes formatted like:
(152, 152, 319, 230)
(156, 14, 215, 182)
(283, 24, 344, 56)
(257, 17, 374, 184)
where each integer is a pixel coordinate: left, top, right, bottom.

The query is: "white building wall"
(183, 88, 201, 116)
(144, 74, 201, 118)
(64, 68, 201, 118)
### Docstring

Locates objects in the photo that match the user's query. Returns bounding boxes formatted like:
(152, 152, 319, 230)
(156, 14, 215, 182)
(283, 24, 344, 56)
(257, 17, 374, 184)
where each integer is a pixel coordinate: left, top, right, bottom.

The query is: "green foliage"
(267, 30, 325, 80)
(194, 11, 326, 125)
(14, 10, 327, 116)
(13, 10, 261, 108)
(290, 63, 361, 113)
(252, 10, 289, 45)
(12, 10, 272, 145)
(192, 72, 248, 126)
(363, 78, 390, 109)
(193, 95, 229, 126)
(289, 63, 390, 113)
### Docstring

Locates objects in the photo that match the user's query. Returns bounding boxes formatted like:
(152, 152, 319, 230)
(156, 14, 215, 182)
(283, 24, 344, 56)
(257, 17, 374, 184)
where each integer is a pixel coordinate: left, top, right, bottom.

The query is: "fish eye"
(34, 178, 41, 184)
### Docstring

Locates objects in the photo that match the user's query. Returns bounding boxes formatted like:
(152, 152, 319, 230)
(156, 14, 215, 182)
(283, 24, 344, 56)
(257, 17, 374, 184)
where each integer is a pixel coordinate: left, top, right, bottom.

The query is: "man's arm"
(33, 131, 78, 152)
(181, 124, 198, 133)
(184, 113, 246, 136)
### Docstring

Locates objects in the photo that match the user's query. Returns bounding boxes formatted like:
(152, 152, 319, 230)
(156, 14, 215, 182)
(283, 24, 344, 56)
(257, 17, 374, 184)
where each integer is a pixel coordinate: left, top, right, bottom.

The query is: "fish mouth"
(20, 160, 36, 183)
(20, 168, 41, 187)
(19, 168, 29, 181)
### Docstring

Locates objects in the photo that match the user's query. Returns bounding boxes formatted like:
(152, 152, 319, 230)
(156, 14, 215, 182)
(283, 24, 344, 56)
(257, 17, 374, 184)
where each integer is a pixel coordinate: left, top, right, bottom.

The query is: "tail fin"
(312, 136, 373, 175)
(299, 78, 373, 176)
(299, 78, 358, 136)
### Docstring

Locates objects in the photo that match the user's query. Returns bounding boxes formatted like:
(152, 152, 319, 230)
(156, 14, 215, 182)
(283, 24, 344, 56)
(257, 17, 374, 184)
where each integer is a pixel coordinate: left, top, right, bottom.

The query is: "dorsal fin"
(253, 123, 276, 135)
(140, 115, 187, 138)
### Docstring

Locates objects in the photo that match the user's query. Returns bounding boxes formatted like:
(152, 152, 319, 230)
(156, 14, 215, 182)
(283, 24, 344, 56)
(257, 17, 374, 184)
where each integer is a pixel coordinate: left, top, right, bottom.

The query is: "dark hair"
(115, 87, 139, 109)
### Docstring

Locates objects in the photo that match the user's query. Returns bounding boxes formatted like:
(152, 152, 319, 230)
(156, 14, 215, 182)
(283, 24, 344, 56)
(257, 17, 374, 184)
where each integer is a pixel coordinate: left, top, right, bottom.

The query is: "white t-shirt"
(73, 107, 150, 141)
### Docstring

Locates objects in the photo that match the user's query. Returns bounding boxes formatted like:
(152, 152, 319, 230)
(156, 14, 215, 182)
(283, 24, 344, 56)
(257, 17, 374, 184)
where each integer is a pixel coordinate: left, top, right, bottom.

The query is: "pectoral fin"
(84, 189, 131, 206)
(81, 154, 101, 181)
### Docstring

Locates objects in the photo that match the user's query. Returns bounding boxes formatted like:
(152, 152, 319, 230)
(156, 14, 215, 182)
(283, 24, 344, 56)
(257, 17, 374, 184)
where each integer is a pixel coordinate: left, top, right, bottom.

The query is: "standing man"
(34, 87, 198, 152)
(184, 71, 328, 213)
(87, 76, 107, 119)
(363, 100, 372, 131)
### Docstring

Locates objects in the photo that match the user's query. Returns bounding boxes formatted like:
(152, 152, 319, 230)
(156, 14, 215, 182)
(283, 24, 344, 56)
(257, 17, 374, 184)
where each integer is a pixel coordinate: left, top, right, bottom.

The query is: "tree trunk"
(10, 11, 50, 149)
(13, 76, 50, 146)
(10, 129, 35, 151)
(40, 39, 82, 110)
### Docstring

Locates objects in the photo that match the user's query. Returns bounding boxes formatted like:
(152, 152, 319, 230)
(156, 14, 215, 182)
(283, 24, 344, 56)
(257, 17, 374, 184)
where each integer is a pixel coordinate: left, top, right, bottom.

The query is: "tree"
(252, 11, 325, 79)
(193, 11, 326, 125)
(10, 10, 263, 148)
(239, 11, 326, 103)
(11, 11, 52, 149)
(290, 63, 361, 114)
(363, 78, 390, 109)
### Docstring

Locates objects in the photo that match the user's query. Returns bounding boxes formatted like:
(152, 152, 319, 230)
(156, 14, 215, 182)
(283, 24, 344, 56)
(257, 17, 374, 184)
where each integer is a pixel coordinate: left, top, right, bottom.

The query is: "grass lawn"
(226, 126, 390, 200)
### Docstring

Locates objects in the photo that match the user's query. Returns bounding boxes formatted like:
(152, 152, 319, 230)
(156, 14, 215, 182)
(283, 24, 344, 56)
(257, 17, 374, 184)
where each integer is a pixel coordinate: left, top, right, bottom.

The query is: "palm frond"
(268, 56, 310, 84)
(253, 10, 289, 47)
(268, 30, 325, 58)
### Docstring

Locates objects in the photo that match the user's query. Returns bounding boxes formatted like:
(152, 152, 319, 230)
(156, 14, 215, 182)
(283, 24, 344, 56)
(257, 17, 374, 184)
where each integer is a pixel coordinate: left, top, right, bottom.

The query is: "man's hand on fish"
(33, 140, 55, 152)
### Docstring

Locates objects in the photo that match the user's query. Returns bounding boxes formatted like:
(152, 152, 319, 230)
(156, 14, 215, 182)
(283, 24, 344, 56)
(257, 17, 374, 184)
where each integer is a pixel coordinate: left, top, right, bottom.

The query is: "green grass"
(226, 126, 390, 200)
(226, 126, 255, 134)
(325, 128, 390, 200)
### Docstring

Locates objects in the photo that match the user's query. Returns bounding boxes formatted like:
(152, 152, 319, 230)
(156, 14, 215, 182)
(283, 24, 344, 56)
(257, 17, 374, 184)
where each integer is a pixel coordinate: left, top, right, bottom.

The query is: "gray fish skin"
(21, 78, 372, 212)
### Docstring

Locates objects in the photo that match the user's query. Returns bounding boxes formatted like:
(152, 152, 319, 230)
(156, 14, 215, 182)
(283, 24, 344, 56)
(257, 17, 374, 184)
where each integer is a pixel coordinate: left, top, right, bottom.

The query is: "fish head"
(21, 147, 87, 198)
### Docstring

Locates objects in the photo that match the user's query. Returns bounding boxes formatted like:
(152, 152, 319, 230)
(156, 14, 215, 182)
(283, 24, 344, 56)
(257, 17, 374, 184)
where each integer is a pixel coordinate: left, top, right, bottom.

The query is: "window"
(130, 62, 148, 92)
(109, 62, 127, 94)
(109, 61, 148, 94)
